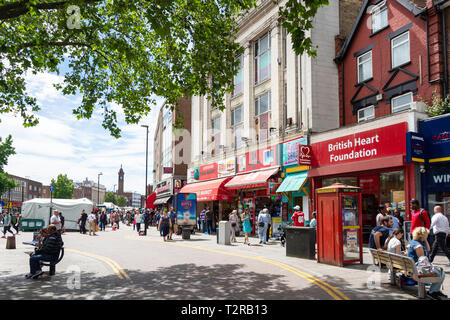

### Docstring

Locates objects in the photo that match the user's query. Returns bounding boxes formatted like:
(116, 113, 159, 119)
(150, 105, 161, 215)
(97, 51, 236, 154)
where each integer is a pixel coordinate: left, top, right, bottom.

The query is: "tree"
(0, 0, 328, 138)
(116, 195, 128, 207)
(51, 174, 74, 199)
(0, 135, 18, 196)
(104, 191, 116, 204)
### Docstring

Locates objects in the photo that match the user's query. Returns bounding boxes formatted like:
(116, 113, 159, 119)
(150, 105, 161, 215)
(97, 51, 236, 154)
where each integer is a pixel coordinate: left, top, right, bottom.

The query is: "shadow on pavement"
(0, 262, 417, 300)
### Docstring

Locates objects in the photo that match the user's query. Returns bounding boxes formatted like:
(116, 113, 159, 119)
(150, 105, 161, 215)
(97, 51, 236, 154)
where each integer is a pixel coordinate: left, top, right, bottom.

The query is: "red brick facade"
(335, 0, 443, 126)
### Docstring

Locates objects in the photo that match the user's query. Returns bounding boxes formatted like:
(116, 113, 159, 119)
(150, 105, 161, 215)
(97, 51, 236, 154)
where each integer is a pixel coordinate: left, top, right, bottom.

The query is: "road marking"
(65, 248, 130, 280)
(125, 235, 349, 300)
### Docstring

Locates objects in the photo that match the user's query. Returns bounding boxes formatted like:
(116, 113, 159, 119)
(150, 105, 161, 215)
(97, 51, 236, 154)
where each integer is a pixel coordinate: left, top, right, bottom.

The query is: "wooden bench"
(369, 249, 444, 299)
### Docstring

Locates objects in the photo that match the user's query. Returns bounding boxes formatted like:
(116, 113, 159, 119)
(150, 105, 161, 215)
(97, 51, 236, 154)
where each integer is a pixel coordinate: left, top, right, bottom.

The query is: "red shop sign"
(298, 145, 312, 166)
(199, 163, 218, 181)
(311, 122, 407, 167)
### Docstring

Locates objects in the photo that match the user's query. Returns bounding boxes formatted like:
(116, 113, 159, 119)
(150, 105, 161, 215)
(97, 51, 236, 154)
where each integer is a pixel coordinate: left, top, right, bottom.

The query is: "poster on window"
(346, 229, 358, 252)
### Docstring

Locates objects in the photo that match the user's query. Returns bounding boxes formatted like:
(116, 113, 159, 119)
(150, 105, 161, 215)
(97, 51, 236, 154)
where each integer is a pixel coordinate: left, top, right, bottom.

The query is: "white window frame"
(233, 55, 244, 97)
(357, 51, 373, 83)
(391, 31, 410, 68)
(231, 106, 242, 126)
(371, 1, 388, 33)
(211, 116, 221, 134)
(357, 105, 375, 122)
(391, 92, 413, 113)
(233, 123, 243, 150)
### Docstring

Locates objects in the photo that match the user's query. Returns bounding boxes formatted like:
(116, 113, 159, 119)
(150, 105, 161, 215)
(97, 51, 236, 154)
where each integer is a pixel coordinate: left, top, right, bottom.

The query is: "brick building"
(1, 174, 43, 209)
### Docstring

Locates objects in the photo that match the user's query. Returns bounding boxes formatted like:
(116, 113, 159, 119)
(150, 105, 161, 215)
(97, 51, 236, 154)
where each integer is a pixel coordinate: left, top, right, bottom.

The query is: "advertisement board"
(419, 114, 450, 163)
(311, 122, 407, 167)
(218, 157, 236, 178)
(282, 137, 308, 166)
(237, 144, 279, 173)
(176, 193, 197, 226)
(406, 132, 426, 163)
(298, 145, 312, 166)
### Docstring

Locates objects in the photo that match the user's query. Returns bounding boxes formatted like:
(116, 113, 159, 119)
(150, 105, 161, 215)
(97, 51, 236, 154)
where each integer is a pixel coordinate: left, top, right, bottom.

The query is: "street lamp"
(97, 172, 103, 205)
(141, 125, 149, 209)
(113, 184, 117, 193)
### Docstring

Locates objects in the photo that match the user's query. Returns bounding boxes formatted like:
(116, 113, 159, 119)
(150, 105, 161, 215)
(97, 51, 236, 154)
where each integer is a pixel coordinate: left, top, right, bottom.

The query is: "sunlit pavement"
(1, 225, 448, 300)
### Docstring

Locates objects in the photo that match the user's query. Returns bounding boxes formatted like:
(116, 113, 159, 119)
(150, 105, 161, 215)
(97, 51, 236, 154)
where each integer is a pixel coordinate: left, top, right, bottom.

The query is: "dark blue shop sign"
(426, 165, 450, 193)
(406, 132, 426, 163)
(419, 114, 450, 163)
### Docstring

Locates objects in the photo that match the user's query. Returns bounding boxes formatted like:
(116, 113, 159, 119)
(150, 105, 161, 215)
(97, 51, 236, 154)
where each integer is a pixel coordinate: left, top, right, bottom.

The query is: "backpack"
(416, 256, 436, 275)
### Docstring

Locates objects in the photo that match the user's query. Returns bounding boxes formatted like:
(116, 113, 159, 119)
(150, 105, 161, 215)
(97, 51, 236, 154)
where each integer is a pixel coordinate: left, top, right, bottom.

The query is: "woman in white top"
(384, 228, 404, 254)
(135, 211, 142, 233)
(229, 210, 239, 243)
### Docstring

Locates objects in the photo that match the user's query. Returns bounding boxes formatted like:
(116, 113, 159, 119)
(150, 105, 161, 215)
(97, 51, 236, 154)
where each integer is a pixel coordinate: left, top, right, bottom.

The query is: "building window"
(255, 91, 271, 116)
(234, 124, 243, 150)
(380, 171, 404, 211)
(211, 116, 221, 134)
(29, 185, 32, 191)
(282, 27, 287, 68)
(233, 55, 243, 96)
(231, 106, 242, 126)
(391, 32, 410, 68)
(211, 116, 221, 155)
(357, 51, 372, 83)
(371, 1, 388, 33)
(357, 105, 375, 122)
(391, 92, 413, 113)
(255, 32, 271, 84)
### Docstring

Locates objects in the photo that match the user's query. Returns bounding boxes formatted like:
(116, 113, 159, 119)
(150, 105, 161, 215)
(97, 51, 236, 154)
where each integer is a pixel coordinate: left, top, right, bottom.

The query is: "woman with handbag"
(229, 210, 239, 243)
(242, 207, 252, 246)
(257, 209, 269, 245)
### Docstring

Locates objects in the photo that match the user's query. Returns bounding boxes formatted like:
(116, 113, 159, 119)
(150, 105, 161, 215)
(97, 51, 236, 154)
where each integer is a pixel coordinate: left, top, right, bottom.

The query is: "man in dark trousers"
(429, 205, 450, 263)
(79, 210, 88, 234)
(26, 225, 63, 279)
(205, 206, 213, 235)
(144, 210, 150, 235)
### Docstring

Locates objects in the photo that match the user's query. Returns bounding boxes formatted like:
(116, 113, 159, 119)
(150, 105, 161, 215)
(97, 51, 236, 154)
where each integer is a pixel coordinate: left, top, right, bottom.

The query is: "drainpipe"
(439, 4, 449, 96)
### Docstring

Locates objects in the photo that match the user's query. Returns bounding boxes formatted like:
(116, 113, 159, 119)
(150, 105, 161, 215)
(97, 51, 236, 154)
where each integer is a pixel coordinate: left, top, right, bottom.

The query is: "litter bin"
(286, 226, 315, 259)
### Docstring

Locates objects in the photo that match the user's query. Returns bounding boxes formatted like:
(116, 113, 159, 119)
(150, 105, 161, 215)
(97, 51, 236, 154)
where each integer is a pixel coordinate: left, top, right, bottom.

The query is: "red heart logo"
(301, 146, 310, 156)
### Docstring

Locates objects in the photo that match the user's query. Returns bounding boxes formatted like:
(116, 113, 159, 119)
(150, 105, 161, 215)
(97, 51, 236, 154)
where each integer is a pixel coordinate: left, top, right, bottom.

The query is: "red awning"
(224, 167, 279, 190)
(179, 177, 234, 202)
(307, 155, 405, 177)
(146, 192, 157, 209)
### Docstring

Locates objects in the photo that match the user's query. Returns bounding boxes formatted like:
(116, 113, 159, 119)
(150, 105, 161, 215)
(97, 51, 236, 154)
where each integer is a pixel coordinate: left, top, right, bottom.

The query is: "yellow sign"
(392, 191, 405, 203)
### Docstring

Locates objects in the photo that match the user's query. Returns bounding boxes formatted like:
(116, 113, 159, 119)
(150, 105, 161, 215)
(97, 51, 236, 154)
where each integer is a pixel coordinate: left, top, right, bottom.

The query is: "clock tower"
(118, 165, 124, 195)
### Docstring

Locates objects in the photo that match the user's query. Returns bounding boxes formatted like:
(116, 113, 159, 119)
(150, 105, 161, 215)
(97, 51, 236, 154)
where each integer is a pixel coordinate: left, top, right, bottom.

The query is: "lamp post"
(113, 184, 117, 193)
(97, 172, 103, 205)
(141, 125, 149, 209)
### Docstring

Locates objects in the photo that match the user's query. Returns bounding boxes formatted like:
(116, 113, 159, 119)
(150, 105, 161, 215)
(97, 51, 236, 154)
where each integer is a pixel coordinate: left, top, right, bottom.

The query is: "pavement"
(0, 224, 449, 300)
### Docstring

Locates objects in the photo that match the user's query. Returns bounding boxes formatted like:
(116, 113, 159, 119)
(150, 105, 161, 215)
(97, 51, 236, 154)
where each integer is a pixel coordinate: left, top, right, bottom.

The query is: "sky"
(0, 69, 164, 195)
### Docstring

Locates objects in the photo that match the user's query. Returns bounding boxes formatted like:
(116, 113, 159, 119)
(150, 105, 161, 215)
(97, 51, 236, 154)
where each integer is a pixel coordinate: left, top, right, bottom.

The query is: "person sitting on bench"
(26, 225, 63, 279)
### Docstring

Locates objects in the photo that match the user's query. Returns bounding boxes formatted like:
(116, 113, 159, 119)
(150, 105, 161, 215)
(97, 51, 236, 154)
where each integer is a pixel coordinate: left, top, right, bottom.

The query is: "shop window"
(323, 177, 358, 187)
(380, 171, 405, 211)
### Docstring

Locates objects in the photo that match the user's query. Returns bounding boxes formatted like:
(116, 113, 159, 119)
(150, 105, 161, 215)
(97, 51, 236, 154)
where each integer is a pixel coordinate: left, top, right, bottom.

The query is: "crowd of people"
(369, 199, 450, 300)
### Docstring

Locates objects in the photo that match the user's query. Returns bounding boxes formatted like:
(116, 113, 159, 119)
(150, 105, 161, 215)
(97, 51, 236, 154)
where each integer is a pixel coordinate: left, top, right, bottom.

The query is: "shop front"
(309, 122, 415, 243)
(418, 114, 450, 245)
(154, 179, 174, 209)
(276, 137, 310, 224)
(225, 144, 282, 234)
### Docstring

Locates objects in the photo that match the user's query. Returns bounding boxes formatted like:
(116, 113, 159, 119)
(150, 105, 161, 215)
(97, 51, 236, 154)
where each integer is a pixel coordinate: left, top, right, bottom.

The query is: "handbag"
(231, 222, 236, 227)
(258, 221, 265, 227)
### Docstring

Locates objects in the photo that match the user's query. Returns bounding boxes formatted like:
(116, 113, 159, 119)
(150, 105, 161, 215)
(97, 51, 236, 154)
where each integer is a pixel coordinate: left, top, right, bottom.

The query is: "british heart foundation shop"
(309, 122, 416, 243)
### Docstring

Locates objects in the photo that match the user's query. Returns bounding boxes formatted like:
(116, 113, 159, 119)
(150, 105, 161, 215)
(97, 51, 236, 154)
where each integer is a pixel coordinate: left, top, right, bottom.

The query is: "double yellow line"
(126, 235, 349, 300)
(65, 248, 130, 280)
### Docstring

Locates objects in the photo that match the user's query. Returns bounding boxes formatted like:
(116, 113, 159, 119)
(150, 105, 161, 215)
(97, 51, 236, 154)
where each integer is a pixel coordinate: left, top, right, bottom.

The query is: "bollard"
(6, 236, 16, 249)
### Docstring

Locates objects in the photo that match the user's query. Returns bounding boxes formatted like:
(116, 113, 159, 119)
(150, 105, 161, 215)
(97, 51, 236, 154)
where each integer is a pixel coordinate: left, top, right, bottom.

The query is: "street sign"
(298, 145, 312, 166)
(50, 185, 54, 192)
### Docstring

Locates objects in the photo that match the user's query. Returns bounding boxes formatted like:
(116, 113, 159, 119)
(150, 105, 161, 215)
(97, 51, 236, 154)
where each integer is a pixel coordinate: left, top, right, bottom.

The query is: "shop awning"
(224, 167, 279, 190)
(179, 177, 234, 202)
(276, 172, 308, 193)
(146, 192, 157, 209)
(153, 196, 172, 205)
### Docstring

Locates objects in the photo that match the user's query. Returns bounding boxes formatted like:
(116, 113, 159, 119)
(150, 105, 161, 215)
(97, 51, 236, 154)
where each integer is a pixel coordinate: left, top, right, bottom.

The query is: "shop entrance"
(362, 194, 378, 243)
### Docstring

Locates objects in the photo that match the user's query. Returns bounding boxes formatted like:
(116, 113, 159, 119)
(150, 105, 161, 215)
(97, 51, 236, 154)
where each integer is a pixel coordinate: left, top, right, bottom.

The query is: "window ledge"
(355, 78, 374, 87)
(255, 77, 271, 87)
(389, 61, 411, 72)
(370, 25, 390, 38)
(231, 92, 244, 100)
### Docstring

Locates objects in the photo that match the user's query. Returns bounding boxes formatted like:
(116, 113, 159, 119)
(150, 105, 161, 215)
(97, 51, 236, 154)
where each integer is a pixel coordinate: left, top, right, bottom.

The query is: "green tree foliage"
(0, 0, 327, 138)
(423, 90, 450, 117)
(51, 174, 74, 199)
(104, 191, 116, 204)
(0, 135, 18, 196)
(116, 195, 128, 207)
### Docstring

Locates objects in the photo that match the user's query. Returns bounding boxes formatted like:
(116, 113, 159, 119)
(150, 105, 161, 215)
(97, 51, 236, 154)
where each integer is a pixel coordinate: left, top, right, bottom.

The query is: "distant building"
(1, 174, 43, 211)
(72, 178, 106, 205)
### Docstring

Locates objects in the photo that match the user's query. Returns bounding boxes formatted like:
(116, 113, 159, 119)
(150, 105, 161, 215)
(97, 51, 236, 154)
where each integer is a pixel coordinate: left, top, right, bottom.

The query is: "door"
(362, 194, 377, 244)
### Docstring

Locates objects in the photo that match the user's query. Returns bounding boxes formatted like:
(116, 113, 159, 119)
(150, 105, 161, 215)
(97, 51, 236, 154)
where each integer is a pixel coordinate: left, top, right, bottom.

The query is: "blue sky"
(0, 68, 164, 195)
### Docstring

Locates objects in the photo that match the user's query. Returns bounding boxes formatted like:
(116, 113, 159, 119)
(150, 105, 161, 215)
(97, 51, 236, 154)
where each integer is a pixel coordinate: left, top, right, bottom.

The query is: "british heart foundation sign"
(311, 122, 407, 167)
(298, 145, 312, 166)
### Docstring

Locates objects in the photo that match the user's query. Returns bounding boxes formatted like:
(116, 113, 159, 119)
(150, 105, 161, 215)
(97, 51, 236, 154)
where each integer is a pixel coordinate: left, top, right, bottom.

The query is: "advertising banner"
(237, 144, 279, 173)
(426, 165, 450, 193)
(187, 167, 200, 183)
(218, 157, 236, 178)
(176, 193, 197, 226)
(298, 145, 312, 166)
(199, 163, 218, 180)
(419, 114, 450, 163)
(282, 137, 308, 166)
(311, 122, 407, 167)
(406, 132, 426, 163)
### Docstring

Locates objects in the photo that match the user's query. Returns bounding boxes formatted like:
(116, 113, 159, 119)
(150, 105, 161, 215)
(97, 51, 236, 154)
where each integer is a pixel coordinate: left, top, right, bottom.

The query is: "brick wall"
(446, 6, 450, 94)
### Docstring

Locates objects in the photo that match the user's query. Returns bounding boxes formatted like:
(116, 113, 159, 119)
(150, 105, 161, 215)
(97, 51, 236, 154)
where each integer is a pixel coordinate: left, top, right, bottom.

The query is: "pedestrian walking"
(168, 207, 177, 240)
(1, 212, 14, 238)
(50, 210, 62, 233)
(99, 211, 107, 231)
(135, 211, 142, 233)
(410, 199, 431, 234)
(205, 206, 213, 235)
(199, 207, 206, 233)
(114, 211, 120, 230)
(79, 209, 87, 234)
(88, 211, 97, 236)
(229, 210, 239, 243)
(59, 212, 65, 234)
(265, 207, 272, 243)
(429, 205, 450, 263)
(158, 211, 172, 241)
(257, 209, 270, 244)
(11, 212, 20, 235)
(242, 207, 252, 245)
